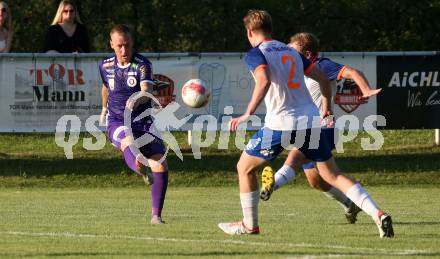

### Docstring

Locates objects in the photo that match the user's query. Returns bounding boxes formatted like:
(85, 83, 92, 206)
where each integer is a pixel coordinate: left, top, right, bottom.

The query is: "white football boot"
(218, 221, 260, 235)
(151, 215, 165, 225)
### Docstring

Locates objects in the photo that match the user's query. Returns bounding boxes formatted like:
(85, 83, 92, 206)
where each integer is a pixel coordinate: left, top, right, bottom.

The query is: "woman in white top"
(0, 1, 13, 53)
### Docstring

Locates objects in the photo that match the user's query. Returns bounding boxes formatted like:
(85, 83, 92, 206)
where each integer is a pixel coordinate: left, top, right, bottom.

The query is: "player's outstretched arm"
(307, 66, 332, 118)
(100, 84, 108, 125)
(342, 67, 382, 99)
(229, 67, 271, 131)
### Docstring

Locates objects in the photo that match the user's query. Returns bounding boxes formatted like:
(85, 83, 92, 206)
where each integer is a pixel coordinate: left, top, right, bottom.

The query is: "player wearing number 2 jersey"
(262, 33, 383, 225)
(244, 40, 321, 131)
(217, 9, 333, 235)
(260, 33, 394, 238)
(218, 10, 393, 239)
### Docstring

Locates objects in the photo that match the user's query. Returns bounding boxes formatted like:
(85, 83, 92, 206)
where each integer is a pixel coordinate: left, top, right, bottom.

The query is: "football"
(181, 79, 210, 108)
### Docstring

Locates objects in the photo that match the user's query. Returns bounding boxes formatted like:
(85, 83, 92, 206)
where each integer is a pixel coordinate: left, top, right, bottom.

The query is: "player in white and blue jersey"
(218, 9, 333, 235)
(261, 32, 393, 237)
(99, 25, 168, 225)
(218, 11, 393, 238)
(261, 33, 383, 224)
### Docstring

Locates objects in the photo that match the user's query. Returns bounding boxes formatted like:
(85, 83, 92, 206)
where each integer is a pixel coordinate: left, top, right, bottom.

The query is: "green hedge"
(8, 0, 440, 53)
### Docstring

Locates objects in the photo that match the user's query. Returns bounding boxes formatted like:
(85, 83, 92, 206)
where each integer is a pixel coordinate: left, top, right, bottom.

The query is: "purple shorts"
(107, 122, 166, 158)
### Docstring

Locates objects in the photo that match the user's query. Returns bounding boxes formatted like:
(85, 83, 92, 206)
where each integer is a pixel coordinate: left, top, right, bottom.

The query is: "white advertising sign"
(0, 53, 379, 132)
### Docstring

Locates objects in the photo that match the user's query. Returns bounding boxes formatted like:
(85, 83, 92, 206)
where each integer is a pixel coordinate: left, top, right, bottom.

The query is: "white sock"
(323, 187, 352, 211)
(274, 165, 296, 190)
(345, 183, 380, 220)
(240, 190, 259, 228)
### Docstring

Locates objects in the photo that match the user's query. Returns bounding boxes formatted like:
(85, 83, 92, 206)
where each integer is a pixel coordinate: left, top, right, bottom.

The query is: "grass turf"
(0, 186, 439, 258)
(0, 130, 439, 257)
(0, 130, 439, 187)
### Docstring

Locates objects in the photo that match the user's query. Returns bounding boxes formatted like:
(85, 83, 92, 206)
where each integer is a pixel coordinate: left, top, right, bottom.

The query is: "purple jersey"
(99, 53, 154, 125)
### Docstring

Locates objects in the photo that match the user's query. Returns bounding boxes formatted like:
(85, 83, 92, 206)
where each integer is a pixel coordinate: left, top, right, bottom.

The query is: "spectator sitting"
(43, 0, 89, 53)
(0, 1, 13, 53)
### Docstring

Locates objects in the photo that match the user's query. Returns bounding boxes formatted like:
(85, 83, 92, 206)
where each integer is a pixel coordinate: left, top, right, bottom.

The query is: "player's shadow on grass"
(334, 221, 440, 226)
(16, 251, 440, 257)
(394, 221, 440, 226)
(335, 152, 440, 173)
(1, 152, 439, 178)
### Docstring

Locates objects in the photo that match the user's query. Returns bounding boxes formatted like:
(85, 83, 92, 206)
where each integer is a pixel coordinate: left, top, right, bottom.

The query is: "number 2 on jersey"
(281, 55, 300, 89)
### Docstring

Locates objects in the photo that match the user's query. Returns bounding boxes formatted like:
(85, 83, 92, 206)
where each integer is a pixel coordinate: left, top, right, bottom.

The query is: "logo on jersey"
(152, 74, 176, 107)
(127, 76, 137, 87)
(334, 79, 367, 113)
(140, 65, 147, 79)
(245, 137, 261, 151)
(108, 78, 115, 91)
(260, 149, 275, 157)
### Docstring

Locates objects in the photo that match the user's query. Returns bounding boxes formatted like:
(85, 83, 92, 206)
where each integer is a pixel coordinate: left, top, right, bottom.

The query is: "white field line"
(0, 231, 432, 256)
(287, 255, 352, 259)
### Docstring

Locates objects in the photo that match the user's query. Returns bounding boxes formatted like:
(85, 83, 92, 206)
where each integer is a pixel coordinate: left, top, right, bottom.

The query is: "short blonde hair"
(243, 9, 272, 34)
(289, 32, 320, 57)
(51, 0, 83, 25)
(0, 1, 12, 31)
(110, 24, 132, 39)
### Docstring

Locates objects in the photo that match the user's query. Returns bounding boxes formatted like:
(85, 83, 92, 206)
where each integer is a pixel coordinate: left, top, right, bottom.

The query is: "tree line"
(9, 0, 440, 53)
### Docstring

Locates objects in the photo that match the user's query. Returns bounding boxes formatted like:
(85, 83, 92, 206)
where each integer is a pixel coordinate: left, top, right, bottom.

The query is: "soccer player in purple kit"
(99, 25, 168, 224)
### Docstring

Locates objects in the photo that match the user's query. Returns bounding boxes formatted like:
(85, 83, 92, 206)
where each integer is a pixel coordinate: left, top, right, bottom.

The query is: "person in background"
(0, 1, 13, 53)
(43, 0, 89, 53)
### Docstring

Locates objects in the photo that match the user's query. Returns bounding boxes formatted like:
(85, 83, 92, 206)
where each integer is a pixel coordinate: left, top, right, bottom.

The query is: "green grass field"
(1, 130, 440, 258)
(0, 187, 439, 258)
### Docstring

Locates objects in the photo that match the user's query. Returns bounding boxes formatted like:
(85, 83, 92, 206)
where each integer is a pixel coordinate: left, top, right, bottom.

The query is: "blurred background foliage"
(8, 0, 440, 53)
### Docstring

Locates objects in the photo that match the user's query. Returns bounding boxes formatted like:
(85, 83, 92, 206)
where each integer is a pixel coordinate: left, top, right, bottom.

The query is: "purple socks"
(123, 145, 142, 176)
(151, 171, 168, 217)
(123, 146, 168, 217)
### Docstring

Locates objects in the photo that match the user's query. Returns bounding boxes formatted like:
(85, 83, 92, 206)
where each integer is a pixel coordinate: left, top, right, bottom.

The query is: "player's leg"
(260, 148, 308, 201)
(260, 128, 328, 200)
(308, 127, 352, 206)
(218, 152, 266, 235)
(107, 125, 153, 183)
(146, 153, 168, 225)
(218, 128, 283, 235)
(315, 158, 394, 238)
(304, 127, 361, 223)
(137, 127, 169, 225)
(303, 166, 361, 224)
(238, 152, 266, 229)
